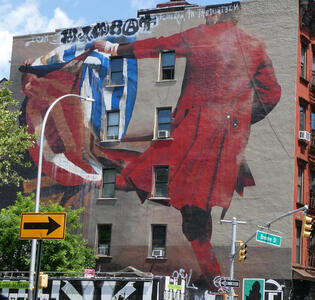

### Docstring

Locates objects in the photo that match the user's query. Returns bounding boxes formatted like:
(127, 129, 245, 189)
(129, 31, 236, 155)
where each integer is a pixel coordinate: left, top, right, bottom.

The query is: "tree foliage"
(0, 82, 35, 186)
(0, 193, 96, 272)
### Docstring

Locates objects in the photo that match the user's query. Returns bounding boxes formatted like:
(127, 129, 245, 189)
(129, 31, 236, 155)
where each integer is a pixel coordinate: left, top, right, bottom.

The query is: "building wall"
(9, 0, 298, 294)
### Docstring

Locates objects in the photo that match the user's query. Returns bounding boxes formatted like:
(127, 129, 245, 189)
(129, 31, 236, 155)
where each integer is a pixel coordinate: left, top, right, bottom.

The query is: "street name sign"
(256, 230, 281, 247)
(19, 212, 66, 240)
(0, 281, 29, 289)
(221, 279, 240, 288)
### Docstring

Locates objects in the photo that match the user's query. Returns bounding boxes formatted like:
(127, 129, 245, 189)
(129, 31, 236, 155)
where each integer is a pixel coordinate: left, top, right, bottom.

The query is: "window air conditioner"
(299, 130, 311, 142)
(152, 249, 164, 257)
(98, 244, 109, 255)
(107, 135, 118, 140)
(157, 130, 170, 139)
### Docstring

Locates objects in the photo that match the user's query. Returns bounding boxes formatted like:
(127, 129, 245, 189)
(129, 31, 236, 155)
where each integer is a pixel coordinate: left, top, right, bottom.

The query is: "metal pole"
(229, 218, 237, 299)
(221, 218, 246, 300)
(34, 239, 43, 300)
(27, 94, 94, 299)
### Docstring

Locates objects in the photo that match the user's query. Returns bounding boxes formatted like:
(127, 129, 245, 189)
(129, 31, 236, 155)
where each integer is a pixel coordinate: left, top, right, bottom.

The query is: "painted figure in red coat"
(94, 15, 281, 289)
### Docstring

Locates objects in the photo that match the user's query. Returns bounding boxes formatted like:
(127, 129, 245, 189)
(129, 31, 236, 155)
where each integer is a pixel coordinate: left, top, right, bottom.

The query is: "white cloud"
(0, 0, 83, 80)
(0, 31, 12, 80)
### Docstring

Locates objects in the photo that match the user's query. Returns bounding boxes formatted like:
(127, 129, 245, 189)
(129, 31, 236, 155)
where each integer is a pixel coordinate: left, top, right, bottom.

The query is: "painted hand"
(93, 40, 119, 55)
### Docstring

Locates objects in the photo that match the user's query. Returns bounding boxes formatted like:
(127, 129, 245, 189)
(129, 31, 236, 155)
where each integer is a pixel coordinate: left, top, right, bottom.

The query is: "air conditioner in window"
(107, 135, 118, 140)
(158, 130, 170, 139)
(299, 130, 311, 142)
(152, 249, 164, 257)
(98, 244, 110, 256)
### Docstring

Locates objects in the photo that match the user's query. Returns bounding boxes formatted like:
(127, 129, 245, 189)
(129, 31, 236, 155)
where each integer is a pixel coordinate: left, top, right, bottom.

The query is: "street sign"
(243, 278, 265, 300)
(19, 213, 66, 240)
(0, 281, 29, 289)
(256, 230, 282, 247)
(221, 279, 240, 288)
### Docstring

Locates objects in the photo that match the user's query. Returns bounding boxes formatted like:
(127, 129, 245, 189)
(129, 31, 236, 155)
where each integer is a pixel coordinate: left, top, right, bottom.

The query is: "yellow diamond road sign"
(19, 213, 66, 240)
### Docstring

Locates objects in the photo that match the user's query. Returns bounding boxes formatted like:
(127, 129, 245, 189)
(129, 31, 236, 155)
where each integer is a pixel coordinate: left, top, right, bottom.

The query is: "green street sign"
(256, 230, 282, 247)
(243, 278, 265, 300)
(0, 280, 29, 289)
(168, 284, 182, 291)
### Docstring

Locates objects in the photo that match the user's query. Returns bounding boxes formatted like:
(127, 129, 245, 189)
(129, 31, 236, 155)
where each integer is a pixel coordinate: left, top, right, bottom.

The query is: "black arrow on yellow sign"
(23, 217, 61, 235)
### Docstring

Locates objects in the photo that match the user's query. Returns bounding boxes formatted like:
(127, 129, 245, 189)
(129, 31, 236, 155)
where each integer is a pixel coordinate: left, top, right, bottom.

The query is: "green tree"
(0, 82, 35, 186)
(0, 193, 96, 272)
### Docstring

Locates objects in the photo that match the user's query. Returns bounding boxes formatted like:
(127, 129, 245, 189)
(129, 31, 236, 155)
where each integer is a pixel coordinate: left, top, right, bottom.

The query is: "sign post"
(20, 212, 67, 300)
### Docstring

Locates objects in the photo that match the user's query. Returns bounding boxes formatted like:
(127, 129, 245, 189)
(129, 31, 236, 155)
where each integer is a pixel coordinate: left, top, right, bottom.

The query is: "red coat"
(119, 21, 281, 211)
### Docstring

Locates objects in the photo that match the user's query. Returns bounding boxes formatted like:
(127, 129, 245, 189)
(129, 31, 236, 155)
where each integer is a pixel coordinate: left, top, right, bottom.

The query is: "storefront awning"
(293, 267, 315, 282)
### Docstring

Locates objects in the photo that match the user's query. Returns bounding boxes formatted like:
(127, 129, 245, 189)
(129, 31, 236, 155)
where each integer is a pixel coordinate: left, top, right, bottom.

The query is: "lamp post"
(27, 94, 94, 300)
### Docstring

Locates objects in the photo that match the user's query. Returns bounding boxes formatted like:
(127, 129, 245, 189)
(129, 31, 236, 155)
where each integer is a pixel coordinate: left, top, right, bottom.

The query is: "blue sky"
(0, 0, 240, 79)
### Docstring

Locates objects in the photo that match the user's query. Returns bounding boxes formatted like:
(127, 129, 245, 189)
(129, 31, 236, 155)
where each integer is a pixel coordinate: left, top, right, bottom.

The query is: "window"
(154, 166, 169, 197)
(301, 43, 307, 79)
(312, 51, 315, 81)
(296, 222, 302, 264)
(157, 108, 172, 139)
(161, 50, 175, 80)
(297, 164, 305, 204)
(300, 105, 306, 131)
(102, 168, 116, 198)
(312, 111, 315, 132)
(311, 170, 315, 207)
(110, 57, 123, 85)
(106, 111, 120, 140)
(98, 224, 112, 256)
(151, 224, 166, 257)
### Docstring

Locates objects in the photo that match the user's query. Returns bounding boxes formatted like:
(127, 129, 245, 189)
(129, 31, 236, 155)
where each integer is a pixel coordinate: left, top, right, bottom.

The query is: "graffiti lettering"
(139, 15, 157, 31)
(171, 268, 197, 290)
(60, 17, 157, 44)
(109, 20, 123, 35)
(91, 22, 109, 38)
(205, 3, 241, 16)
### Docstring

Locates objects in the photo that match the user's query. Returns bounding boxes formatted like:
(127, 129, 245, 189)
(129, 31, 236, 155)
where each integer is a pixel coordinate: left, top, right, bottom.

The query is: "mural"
(19, 3, 281, 291)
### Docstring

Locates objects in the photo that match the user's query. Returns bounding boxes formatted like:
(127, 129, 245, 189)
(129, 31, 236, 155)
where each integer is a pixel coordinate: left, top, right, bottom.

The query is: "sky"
(0, 0, 238, 79)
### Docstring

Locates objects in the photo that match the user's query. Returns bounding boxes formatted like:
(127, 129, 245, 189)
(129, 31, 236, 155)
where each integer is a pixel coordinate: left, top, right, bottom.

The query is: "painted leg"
(191, 239, 221, 290)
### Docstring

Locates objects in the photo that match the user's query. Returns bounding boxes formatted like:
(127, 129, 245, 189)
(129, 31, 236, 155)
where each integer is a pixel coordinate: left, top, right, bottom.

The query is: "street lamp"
(27, 94, 94, 300)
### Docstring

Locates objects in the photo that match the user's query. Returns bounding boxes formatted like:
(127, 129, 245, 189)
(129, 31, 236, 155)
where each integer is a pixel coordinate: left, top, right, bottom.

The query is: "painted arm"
(94, 31, 187, 59)
(250, 46, 281, 124)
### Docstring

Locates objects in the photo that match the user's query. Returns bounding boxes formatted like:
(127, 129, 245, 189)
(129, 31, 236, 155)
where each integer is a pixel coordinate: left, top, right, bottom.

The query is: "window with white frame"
(98, 224, 112, 256)
(102, 168, 116, 198)
(151, 224, 166, 257)
(106, 111, 120, 140)
(154, 166, 169, 197)
(157, 107, 171, 139)
(110, 57, 123, 85)
(160, 50, 175, 80)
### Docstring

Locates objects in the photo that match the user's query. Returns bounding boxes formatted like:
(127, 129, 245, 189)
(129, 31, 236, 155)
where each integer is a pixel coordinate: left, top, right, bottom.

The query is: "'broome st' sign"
(256, 230, 282, 247)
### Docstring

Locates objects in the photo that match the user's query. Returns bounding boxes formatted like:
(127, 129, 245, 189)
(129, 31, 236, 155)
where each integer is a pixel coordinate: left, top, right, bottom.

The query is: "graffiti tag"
(60, 16, 157, 44)
(171, 268, 197, 290)
(205, 2, 241, 16)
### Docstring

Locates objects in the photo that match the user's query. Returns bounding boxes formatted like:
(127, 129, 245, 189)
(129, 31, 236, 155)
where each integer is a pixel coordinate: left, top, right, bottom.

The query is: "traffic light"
(39, 272, 48, 289)
(302, 215, 313, 238)
(237, 241, 247, 262)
